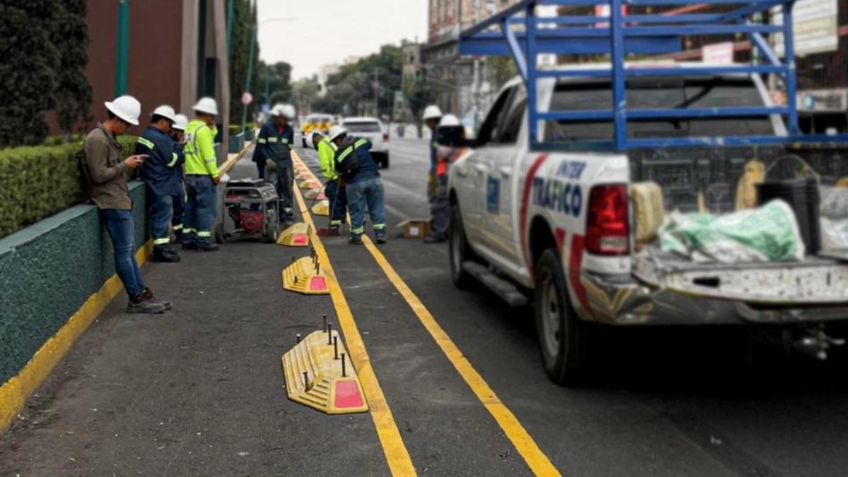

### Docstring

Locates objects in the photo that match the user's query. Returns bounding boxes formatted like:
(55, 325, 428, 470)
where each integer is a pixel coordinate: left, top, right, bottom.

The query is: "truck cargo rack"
(459, 0, 848, 151)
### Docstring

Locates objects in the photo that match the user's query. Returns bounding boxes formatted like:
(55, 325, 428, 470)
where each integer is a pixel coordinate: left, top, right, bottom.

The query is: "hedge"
(0, 135, 136, 238)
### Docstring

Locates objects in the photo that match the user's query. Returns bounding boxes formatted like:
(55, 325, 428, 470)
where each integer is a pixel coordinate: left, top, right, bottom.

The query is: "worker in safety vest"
(168, 114, 189, 244)
(135, 105, 183, 262)
(83, 95, 171, 314)
(312, 129, 347, 230)
(182, 97, 220, 252)
(331, 127, 386, 245)
(426, 114, 467, 243)
(422, 105, 442, 222)
(257, 104, 296, 224)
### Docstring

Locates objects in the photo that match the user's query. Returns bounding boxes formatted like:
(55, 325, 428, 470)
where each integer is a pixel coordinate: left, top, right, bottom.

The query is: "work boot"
(348, 235, 363, 245)
(195, 241, 219, 252)
(142, 288, 172, 311)
(181, 240, 197, 251)
(152, 245, 181, 263)
(375, 235, 387, 245)
(126, 293, 166, 314)
(424, 234, 446, 244)
(173, 231, 183, 245)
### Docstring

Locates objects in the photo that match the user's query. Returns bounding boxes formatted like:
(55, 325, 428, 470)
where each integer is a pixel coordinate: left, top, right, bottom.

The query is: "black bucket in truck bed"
(758, 178, 821, 255)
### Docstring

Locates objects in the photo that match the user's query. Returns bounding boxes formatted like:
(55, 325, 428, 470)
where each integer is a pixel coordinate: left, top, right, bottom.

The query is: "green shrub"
(228, 125, 245, 136)
(0, 135, 136, 238)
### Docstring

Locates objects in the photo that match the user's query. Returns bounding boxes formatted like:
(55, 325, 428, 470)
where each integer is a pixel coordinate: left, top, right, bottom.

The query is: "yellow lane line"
(291, 170, 417, 477)
(0, 241, 153, 433)
(292, 151, 559, 476)
(360, 235, 562, 476)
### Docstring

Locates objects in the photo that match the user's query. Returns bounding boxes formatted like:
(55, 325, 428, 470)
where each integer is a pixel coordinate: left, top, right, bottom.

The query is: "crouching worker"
(426, 114, 467, 244)
(312, 130, 347, 231)
(83, 95, 172, 314)
(330, 126, 387, 245)
(136, 105, 183, 262)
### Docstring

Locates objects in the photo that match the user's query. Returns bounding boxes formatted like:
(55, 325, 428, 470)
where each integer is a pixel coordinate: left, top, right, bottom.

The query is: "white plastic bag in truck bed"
(659, 200, 805, 263)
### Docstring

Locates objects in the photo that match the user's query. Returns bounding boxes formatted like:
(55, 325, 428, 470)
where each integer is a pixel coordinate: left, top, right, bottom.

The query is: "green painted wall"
(0, 182, 147, 383)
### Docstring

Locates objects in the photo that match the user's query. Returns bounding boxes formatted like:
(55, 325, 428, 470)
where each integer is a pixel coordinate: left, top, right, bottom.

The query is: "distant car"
(341, 117, 390, 168)
(301, 113, 334, 147)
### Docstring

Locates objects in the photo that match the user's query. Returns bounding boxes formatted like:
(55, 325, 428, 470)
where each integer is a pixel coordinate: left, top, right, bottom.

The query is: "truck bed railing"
(458, 0, 848, 151)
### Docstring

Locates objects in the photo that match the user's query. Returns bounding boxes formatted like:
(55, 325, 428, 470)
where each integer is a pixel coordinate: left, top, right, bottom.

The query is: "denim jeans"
(325, 179, 348, 227)
(256, 159, 267, 180)
(273, 160, 294, 220)
(346, 177, 386, 238)
(183, 175, 217, 244)
(100, 209, 146, 297)
(171, 187, 184, 236)
(147, 185, 173, 246)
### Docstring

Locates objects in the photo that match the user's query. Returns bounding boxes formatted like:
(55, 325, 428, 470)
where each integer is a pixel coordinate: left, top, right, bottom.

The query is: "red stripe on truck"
(569, 234, 590, 311)
(519, 154, 550, 278)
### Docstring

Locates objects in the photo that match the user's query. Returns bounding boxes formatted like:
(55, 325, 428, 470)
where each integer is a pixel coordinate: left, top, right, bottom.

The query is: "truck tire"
(449, 204, 477, 290)
(534, 249, 590, 385)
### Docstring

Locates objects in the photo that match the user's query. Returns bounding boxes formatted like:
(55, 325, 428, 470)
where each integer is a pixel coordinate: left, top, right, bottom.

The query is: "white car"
(449, 66, 848, 385)
(341, 117, 390, 168)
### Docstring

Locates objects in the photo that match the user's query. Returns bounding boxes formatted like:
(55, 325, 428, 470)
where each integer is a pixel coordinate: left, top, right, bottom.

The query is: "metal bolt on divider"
(327, 323, 333, 344)
(302, 371, 309, 389)
(333, 336, 339, 360)
(323, 314, 328, 332)
(341, 352, 347, 377)
(296, 333, 301, 343)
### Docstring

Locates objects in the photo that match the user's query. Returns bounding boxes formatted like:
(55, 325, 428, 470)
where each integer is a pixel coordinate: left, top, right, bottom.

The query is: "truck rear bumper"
(580, 272, 848, 325)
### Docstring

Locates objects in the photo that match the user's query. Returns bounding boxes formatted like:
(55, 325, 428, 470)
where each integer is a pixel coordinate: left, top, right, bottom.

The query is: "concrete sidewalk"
(0, 159, 387, 476)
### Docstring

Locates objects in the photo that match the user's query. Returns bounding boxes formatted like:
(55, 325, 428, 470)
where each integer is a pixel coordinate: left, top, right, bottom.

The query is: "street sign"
(241, 92, 253, 105)
(772, 0, 839, 57)
(702, 42, 735, 64)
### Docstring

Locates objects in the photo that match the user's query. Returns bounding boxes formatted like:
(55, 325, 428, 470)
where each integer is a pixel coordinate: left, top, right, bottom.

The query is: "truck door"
(479, 85, 527, 262)
(459, 86, 515, 245)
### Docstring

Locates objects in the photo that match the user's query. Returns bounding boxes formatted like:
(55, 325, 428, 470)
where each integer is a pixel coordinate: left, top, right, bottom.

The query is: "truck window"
(497, 86, 528, 144)
(544, 77, 775, 142)
(476, 86, 514, 147)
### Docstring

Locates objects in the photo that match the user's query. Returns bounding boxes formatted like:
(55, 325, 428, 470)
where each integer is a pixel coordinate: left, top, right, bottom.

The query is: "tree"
(0, 0, 60, 146)
(257, 61, 293, 107)
(403, 74, 432, 133)
(290, 77, 319, 116)
(229, 0, 261, 123)
(321, 44, 403, 118)
(52, 0, 92, 139)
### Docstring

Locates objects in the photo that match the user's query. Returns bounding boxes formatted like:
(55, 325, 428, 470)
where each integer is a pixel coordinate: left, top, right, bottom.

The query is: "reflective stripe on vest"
(338, 139, 368, 162)
(137, 137, 155, 149)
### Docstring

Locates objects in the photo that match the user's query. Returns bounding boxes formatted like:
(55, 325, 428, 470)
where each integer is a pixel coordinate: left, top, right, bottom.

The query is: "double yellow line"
(292, 152, 560, 477)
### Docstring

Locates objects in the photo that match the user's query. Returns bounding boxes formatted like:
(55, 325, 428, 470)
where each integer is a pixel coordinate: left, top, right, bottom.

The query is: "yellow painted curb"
(0, 241, 153, 433)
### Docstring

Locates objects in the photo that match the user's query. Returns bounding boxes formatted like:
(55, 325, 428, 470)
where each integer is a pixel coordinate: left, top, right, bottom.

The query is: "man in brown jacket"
(83, 95, 171, 314)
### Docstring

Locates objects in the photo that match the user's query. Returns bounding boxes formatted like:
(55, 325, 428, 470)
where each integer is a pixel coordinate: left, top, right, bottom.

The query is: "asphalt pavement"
(3, 136, 848, 476)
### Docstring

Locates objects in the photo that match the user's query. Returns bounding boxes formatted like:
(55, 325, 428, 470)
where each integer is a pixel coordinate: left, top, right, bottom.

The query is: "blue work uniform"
(334, 138, 385, 240)
(170, 141, 186, 240)
(257, 121, 295, 221)
(136, 126, 184, 247)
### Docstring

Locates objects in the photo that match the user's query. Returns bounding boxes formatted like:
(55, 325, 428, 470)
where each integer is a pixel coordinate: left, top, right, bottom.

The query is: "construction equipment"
(215, 178, 279, 243)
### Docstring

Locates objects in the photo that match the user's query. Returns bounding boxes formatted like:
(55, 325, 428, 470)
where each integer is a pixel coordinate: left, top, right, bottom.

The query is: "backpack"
(334, 138, 361, 179)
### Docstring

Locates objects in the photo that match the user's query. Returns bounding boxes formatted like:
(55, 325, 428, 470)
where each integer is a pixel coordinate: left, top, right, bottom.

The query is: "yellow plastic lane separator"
(292, 167, 417, 476)
(311, 199, 330, 217)
(282, 252, 330, 295)
(360, 236, 562, 477)
(277, 222, 310, 247)
(282, 327, 368, 414)
(0, 241, 153, 433)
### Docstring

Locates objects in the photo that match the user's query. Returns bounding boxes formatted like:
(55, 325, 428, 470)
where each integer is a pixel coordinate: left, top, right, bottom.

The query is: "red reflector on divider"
(309, 277, 328, 292)
(294, 235, 308, 245)
(334, 380, 365, 409)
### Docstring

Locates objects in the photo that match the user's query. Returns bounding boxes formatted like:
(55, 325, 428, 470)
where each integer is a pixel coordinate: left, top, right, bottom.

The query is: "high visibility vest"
(184, 119, 219, 177)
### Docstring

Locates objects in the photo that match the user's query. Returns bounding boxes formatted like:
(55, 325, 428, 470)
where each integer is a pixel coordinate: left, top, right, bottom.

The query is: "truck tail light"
(383, 133, 389, 143)
(586, 184, 630, 256)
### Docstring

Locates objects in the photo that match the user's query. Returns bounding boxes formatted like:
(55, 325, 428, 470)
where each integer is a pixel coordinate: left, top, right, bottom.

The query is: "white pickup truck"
(448, 66, 848, 384)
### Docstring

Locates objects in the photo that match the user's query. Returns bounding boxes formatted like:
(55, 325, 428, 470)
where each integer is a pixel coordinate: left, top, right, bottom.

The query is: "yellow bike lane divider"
(290, 159, 417, 477)
(292, 150, 559, 476)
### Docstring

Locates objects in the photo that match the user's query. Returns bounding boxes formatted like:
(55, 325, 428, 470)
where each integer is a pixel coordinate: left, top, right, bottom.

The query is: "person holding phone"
(83, 95, 171, 314)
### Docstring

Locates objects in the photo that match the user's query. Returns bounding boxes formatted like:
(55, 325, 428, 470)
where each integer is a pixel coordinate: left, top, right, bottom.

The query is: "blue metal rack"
(458, 0, 848, 151)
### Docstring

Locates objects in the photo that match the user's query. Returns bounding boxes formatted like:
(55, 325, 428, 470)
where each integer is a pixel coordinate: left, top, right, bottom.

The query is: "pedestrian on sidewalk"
(82, 95, 171, 314)
(168, 114, 189, 244)
(182, 97, 221, 252)
(331, 127, 387, 245)
(257, 104, 296, 225)
(422, 105, 442, 228)
(312, 130, 347, 231)
(136, 105, 183, 262)
(426, 114, 468, 244)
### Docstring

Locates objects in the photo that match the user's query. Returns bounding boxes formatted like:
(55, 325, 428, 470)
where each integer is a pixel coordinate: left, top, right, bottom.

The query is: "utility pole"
(241, 25, 257, 134)
(471, 0, 482, 129)
(115, 0, 130, 96)
(226, 0, 235, 56)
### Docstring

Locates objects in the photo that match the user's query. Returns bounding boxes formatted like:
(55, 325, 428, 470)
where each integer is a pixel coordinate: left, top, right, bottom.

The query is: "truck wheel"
(534, 249, 589, 385)
(382, 154, 390, 169)
(449, 204, 477, 290)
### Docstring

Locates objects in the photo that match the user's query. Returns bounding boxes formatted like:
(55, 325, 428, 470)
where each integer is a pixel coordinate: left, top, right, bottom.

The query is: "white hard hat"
(282, 104, 296, 120)
(193, 97, 219, 116)
(104, 95, 141, 126)
(271, 103, 284, 116)
(152, 105, 177, 123)
(439, 114, 460, 127)
(422, 105, 443, 121)
(172, 114, 189, 131)
(329, 126, 347, 141)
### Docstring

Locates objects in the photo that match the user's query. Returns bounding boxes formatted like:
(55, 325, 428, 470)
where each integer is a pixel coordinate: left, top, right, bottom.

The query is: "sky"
(256, 0, 429, 79)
